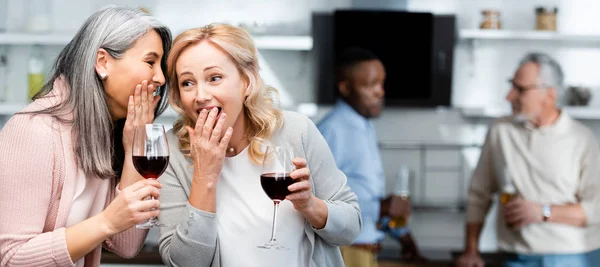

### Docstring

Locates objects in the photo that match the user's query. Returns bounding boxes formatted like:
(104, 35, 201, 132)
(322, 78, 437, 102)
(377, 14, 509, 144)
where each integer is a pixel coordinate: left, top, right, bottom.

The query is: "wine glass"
(257, 145, 295, 250)
(132, 124, 170, 229)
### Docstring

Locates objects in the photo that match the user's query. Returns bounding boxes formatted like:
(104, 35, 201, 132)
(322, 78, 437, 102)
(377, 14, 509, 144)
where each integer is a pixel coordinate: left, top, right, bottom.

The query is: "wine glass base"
(136, 218, 167, 229)
(257, 240, 289, 250)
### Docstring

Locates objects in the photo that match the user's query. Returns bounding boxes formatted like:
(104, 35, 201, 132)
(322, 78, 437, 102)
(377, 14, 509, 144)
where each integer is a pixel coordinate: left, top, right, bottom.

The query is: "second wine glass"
(132, 124, 169, 229)
(257, 145, 295, 250)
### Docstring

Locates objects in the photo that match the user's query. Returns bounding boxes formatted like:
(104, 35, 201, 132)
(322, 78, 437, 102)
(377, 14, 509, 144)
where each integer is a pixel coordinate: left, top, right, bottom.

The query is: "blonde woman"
(157, 23, 361, 267)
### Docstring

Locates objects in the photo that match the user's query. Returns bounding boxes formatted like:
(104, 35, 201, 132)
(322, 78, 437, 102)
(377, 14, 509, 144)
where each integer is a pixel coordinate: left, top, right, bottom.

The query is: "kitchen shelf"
(462, 106, 600, 120)
(0, 32, 314, 50)
(0, 33, 73, 45)
(561, 106, 600, 119)
(253, 35, 313, 50)
(461, 107, 509, 119)
(459, 29, 600, 43)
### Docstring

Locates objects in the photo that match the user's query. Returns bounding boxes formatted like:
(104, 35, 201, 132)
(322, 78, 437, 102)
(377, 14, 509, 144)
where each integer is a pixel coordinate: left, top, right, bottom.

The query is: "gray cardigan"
(157, 111, 362, 267)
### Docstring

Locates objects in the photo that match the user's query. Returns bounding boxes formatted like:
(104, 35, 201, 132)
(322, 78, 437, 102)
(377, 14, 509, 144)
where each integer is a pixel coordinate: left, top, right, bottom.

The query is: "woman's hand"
(287, 158, 328, 229)
(185, 108, 233, 186)
(101, 179, 162, 234)
(287, 158, 316, 211)
(123, 80, 161, 153)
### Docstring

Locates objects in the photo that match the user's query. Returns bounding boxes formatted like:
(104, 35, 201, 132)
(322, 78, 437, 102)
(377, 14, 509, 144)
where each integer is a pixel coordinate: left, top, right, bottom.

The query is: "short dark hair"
(335, 47, 380, 83)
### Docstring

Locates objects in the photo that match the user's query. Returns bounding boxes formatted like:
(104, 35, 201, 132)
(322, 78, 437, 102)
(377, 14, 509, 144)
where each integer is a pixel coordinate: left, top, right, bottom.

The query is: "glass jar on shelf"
(536, 6, 557, 31)
(480, 9, 502, 30)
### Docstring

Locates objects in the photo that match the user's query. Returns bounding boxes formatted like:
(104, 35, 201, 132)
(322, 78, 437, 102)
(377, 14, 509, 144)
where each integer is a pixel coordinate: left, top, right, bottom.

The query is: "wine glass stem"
(268, 201, 280, 242)
(150, 196, 157, 218)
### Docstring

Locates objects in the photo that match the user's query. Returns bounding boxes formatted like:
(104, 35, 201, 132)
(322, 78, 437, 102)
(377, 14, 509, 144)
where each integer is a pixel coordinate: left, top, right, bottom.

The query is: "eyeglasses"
(507, 79, 546, 94)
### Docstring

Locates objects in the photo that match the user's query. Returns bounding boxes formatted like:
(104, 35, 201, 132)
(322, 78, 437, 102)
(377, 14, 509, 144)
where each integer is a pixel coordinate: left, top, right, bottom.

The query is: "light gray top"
(157, 110, 362, 267)
(467, 112, 600, 253)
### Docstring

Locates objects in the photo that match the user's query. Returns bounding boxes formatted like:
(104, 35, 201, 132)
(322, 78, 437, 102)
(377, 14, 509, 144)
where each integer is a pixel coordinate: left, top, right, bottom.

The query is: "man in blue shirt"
(317, 47, 425, 267)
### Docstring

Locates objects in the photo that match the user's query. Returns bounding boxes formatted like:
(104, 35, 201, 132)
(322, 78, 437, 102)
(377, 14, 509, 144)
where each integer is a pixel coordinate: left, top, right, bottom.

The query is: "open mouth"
(196, 106, 222, 116)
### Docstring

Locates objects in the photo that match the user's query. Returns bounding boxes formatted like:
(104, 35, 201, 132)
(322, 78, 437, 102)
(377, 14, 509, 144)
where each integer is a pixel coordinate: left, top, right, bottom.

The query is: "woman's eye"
(147, 61, 155, 68)
(181, 81, 193, 87)
(210, 75, 222, 82)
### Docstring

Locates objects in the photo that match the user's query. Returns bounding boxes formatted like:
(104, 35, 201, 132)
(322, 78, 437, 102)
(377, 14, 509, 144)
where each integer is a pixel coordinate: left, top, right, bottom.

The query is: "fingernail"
(212, 107, 218, 113)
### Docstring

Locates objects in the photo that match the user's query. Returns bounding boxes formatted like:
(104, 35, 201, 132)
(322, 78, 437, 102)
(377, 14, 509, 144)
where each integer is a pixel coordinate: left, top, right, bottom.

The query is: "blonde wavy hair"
(167, 23, 283, 164)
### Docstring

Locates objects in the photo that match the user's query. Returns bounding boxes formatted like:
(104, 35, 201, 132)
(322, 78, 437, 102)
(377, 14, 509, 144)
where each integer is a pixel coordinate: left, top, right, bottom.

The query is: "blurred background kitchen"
(2, 0, 600, 266)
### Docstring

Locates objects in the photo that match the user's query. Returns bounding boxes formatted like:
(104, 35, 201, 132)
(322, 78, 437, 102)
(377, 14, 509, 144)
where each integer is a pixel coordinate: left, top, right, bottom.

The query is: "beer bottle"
(388, 165, 410, 228)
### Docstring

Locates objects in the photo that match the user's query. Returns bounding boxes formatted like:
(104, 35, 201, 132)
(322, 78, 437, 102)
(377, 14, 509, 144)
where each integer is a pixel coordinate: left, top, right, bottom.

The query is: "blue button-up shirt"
(317, 100, 386, 244)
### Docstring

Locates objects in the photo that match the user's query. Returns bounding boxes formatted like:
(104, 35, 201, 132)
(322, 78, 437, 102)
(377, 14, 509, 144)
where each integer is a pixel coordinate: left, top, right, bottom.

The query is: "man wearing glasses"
(456, 52, 600, 267)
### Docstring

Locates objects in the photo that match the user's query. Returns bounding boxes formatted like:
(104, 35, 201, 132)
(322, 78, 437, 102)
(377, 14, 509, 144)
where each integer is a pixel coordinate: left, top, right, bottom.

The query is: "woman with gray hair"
(0, 6, 171, 267)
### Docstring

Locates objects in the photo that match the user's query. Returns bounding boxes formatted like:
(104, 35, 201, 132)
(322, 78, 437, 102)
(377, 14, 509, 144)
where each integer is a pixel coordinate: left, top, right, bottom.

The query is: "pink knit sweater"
(0, 81, 148, 266)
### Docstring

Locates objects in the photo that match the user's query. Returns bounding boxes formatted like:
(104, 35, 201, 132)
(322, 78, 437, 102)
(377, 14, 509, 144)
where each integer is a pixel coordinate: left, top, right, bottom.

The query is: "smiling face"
(99, 30, 166, 120)
(175, 40, 249, 136)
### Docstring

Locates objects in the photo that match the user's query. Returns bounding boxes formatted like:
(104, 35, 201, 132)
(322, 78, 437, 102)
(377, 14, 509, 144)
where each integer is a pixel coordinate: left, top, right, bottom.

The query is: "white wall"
(410, 0, 600, 110)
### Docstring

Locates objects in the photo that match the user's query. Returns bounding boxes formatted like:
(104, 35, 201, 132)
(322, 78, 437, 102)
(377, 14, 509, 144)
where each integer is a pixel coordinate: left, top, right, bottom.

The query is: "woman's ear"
(243, 75, 252, 98)
(95, 48, 109, 80)
(244, 85, 252, 98)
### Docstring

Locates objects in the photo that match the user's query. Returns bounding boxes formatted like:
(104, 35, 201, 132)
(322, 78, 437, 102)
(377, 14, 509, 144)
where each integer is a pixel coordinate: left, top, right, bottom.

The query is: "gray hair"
(26, 6, 172, 179)
(518, 52, 564, 100)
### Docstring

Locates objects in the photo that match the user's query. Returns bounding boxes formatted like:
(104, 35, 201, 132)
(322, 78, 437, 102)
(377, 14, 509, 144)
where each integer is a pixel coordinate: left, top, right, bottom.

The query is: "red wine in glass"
(132, 124, 170, 229)
(260, 173, 294, 201)
(257, 145, 295, 250)
(132, 156, 169, 179)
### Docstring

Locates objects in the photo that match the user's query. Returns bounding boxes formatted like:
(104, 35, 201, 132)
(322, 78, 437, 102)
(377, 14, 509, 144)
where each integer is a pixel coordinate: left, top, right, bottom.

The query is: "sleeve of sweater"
(466, 125, 500, 223)
(158, 153, 218, 267)
(576, 131, 600, 226)
(0, 114, 74, 267)
(301, 115, 362, 246)
(103, 185, 149, 258)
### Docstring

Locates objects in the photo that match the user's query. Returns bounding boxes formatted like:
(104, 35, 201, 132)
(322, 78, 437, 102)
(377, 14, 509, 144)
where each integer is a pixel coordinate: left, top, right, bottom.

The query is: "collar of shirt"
(516, 110, 571, 135)
(336, 99, 372, 131)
